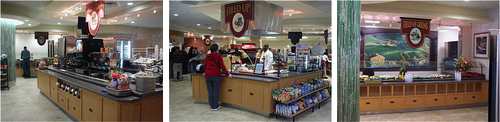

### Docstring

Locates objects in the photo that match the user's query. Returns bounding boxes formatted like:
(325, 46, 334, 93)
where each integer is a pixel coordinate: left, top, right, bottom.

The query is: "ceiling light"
(365, 20, 380, 23)
(174, 13, 178, 16)
(312, 29, 314, 30)
(289, 14, 292, 16)
(289, 29, 291, 30)
(107, 22, 109, 24)
(265, 36, 276, 39)
(197, 24, 200, 26)
(316, 32, 318, 34)
(131, 21, 134, 23)
(208, 27, 211, 29)
(127, 2, 133, 5)
(125, 17, 127, 20)
(28, 24, 31, 26)
(0, 18, 24, 25)
(302, 36, 309, 39)
(60, 17, 63, 19)
(365, 25, 377, 28)
(154, 10, 157, 13)
(25, 20, 29, 21)
(464, 0, 469, 1)
(301, 29, 303, 30)
(57, 23, 61, 25)
(65, 13, 67, 16)
(79, 6, 82, 10)
(114, 20, 117, 22)
(137, 14, 140, 17)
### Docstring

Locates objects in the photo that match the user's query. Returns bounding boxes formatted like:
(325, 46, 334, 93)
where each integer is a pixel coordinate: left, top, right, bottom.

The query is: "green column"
(1, 20, 16, 85)
(337, 1, 360, 121)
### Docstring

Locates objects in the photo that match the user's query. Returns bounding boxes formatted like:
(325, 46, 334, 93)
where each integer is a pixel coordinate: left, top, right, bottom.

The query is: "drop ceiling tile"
(481, 1, 499, 10)
(459, 2, 486, 9)
(433, 1, 463, 7)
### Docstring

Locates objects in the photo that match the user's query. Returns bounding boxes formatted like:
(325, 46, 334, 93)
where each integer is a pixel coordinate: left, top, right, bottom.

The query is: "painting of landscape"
(363, 33, 430, 67)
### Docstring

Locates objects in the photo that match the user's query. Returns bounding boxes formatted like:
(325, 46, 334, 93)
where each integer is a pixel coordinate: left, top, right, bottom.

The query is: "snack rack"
(1, 57, 9, 90)
(272, 78, 331, 122)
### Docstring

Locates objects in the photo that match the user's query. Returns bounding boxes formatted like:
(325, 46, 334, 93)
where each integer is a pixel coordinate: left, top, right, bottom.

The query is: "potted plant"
(454, 56, 473, 81)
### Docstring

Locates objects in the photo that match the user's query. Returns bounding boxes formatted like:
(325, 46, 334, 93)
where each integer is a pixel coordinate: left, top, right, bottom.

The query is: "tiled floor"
(360, 106, 488, 121)
(1, 77, 74, 121)
(169, 74, 332, 121)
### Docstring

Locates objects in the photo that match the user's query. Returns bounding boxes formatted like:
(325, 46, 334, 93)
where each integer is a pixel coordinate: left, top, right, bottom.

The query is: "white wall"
(373, 27, 459, 76)
(469, 6, 499, 80)
(15, 34, 63, 59)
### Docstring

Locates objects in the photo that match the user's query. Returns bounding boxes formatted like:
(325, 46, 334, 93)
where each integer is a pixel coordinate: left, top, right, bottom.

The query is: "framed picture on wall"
(473, 32, 490, 59)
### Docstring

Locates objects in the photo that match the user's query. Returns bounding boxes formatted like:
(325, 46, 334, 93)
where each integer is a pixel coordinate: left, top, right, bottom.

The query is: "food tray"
(364, 80, 382, 84)
(106, 87, 132, 97)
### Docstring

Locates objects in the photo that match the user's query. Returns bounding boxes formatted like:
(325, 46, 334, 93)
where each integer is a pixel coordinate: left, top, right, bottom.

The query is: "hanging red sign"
(224, 1, 253, 38)
(86, 0, 104, 36)
(400, 17, 431, 49)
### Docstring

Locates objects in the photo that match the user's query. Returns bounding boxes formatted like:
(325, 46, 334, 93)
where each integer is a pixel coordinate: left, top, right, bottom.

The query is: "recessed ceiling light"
(131, 21, 135, 23)
(137, 14, 140, 17)
(265, 36, 276, 39)
(154, 10, 157, 13)
(107, 22, 110, 24)
(301, 29, 303, 30)
(174, 14, 178, 16)
(57, 23, 61, 25)
(289, 14, 292, 16)
(125, 17, 127, 20)
(289, 29, 291, 30)
(65, 13, 67, 16)
(25, 20, 29, 21)
(28, 24, 31, 26)
(127, 2, 133, 5)
(208, 27, 211, 29)
(197, 24, 200, 26)
(60, 17, 63, 19)
(115, 20, 117, 22)
(312, 29, 314, 30)
(464, 0, 469, 1)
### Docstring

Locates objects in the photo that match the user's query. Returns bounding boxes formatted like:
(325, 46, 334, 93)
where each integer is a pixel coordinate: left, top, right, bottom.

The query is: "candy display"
(272, 78, 325, 102)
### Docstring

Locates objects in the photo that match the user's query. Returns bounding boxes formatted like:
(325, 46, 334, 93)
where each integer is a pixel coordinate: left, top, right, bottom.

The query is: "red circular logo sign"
(88, 11, 100, 36)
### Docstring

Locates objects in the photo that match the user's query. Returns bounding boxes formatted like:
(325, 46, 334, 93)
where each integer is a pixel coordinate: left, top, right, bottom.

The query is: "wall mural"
(360, 28, 437, 71)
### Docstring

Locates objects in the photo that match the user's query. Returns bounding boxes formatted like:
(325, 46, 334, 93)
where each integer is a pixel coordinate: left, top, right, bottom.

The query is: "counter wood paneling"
(191, 71, 322, 116)
(37, 69, 162, 121)
(360, 80, 488, 112)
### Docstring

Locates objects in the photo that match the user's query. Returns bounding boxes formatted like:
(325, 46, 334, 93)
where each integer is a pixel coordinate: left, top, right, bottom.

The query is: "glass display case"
(359, 61, 486, 82)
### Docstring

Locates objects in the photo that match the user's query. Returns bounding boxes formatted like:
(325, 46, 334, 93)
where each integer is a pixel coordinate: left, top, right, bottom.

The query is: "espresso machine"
(57, 36, 77, 69)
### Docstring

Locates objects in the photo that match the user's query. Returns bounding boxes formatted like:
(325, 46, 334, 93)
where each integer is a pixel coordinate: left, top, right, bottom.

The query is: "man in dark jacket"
(21, 46, 31, 77)
(172, 47, 185, 82)
(181, 47, 188, 74)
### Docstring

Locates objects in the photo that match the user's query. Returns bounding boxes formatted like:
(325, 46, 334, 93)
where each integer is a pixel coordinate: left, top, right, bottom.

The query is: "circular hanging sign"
(204, 37, 211, 46)
(406, 28, 424, 48)
(38, 36, 46, 46)
(88, 11, 100, 36)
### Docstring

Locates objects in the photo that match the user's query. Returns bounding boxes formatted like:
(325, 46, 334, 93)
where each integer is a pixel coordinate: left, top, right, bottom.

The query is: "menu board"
(242, 43, 257, 50)
(296, 43, 309, 57)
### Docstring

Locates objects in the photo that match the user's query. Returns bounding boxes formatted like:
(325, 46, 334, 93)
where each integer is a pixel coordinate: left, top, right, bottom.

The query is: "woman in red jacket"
(203, 44, 232, 111)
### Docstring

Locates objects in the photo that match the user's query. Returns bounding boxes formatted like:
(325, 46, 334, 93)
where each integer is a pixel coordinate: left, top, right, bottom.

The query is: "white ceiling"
(169, 1, 332, 34)
(1, 1, 163, 28)
(411, 1, 499, 10)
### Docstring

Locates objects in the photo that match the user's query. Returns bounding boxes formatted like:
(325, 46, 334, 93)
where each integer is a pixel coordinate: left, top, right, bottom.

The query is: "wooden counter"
(360, 80, 488, 112)
(191, 71, 322, 116)
(15, 61, 40, 75)
(37, 70, 162, 121)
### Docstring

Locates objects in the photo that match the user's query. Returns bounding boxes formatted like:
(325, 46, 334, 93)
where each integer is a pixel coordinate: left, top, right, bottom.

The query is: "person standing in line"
(260, 43, 273, 71)
(172, 47, 185, 82)
(187, 46, 197, 73)
(21, 46, 31, 77)
(181, 47, 189, 74)
(203, 44, 232, 111)
(194, 47, 201, 56)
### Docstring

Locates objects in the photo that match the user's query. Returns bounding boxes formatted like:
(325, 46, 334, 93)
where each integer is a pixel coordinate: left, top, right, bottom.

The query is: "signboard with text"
(86, 0, 104, 36)
(400, 17, 431, 49)
(224, 1, 253, 38)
